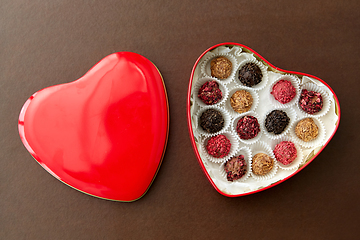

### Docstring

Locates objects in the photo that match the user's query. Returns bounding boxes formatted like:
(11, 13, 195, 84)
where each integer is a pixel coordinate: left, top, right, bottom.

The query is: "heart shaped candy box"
(19, 52, 169, 202)
(187, 43, 340, 197)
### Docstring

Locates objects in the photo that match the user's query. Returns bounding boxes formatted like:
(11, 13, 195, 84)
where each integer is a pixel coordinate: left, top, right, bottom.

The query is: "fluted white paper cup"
(270, 136, 304, 170)
(219, 147, 252, 182)
(200, 132, 239, 163)
(195, 106, 231, 137)
(250, 141, 278, 181)
(233, 46, 243, 57)
(194, 77, 229, 107)
(201, 53, 237, 85)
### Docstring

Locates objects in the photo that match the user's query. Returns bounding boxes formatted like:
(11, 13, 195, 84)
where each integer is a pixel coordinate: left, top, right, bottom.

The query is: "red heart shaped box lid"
(187, 43, 340, 197)
(18, 52, 169, 202)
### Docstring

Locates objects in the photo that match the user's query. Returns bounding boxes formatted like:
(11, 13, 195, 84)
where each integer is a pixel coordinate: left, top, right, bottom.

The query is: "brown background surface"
(1, 0, 359, 239)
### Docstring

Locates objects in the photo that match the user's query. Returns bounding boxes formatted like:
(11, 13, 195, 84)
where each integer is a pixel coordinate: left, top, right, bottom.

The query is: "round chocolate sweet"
(236, 115, 260, 140)
(273, 141, 297, 165)
(200, 109, 224, 133)
(252, 153, 274, 176)
(295, 118, 319, 142)
(265, 110, 290, 135)
(299, 89, 323, 114)
(206, 134, 231, 158)
(271, 79, 296, 104)
(238, 62, 263, 87)
(230, 90, 253, 114)
(210, 56, 232, 79)
(224, 155, 247, 182)
(198, 81, 222, 105)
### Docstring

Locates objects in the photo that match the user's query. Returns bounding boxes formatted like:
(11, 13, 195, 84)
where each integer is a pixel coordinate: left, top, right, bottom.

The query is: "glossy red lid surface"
(19, 52, 169, 202)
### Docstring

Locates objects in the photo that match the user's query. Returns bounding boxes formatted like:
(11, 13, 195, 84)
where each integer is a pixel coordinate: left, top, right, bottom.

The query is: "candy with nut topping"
(230, 90, 253, 114)
(210, 56, 232, 79)
(295, 118, 319, 142)
(252, 153, 274, 176)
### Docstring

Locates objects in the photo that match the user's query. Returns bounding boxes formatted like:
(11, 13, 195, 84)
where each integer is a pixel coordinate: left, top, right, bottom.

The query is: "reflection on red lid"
(19, 52, 169, 202)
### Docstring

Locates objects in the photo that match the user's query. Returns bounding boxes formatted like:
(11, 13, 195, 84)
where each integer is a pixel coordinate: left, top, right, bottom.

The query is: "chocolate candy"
(265, 110, 290, 135)
(200, 109, 224, 133)
(238, 63, 262, 87)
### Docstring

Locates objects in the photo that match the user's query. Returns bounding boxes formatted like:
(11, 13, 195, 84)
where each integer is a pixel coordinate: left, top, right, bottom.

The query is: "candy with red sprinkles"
(273, 141, 297, 165)
(236, 115, 260, 140)
(206, 134, 231, 158)
(198, 81, 223, 105)
(271, 79, 296, 104)
(224, 155, 247, 181)
(299, 89, 323, 114)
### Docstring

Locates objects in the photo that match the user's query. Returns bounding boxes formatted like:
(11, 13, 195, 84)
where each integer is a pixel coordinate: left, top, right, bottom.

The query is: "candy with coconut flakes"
(252, 153, 274, 176)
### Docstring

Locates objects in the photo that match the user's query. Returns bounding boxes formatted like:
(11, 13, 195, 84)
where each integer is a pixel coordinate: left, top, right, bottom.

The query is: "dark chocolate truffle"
(271, 79, 296, 104)
(273, 141, 297, 165)
(236, 115, 260, 140)
(299, 89, 323, 114)
(230, 90, 253, 114)
(295, 118, 319, 142)
(198, 81, 223, 105)
(238, 62, 263, 87)
(200, 109, 224, 133)
(252, 153, 274, 176)
(210, 56, 232, 79)
(206, 134, 231, 158)
(224, 155, 247, 181)
(265, 110, 290, 135)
